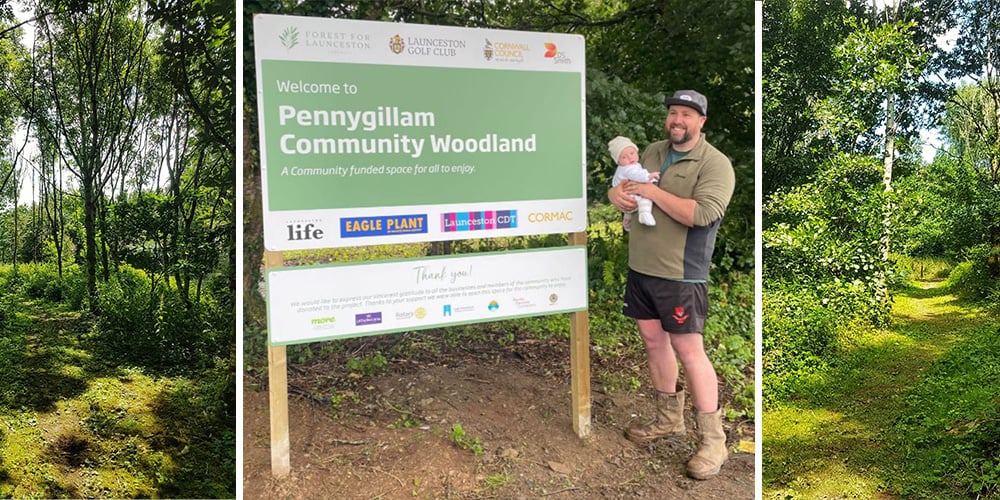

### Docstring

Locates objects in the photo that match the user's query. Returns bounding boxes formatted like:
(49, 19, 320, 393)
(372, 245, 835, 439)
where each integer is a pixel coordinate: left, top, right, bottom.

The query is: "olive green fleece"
(627, 134, 735, 281)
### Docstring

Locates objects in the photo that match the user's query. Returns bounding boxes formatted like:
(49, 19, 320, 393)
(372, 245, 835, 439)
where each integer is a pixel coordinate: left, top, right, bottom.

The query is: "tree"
(943, 0, 1000, 278)
(29, 0, 151, 310)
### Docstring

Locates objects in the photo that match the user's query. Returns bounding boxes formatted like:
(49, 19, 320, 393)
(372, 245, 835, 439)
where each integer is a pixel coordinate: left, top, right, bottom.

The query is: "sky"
(11, 1, 38, 205)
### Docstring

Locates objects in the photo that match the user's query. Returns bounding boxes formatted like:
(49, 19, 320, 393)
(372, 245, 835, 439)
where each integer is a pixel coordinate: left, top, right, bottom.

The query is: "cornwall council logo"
(483, 39, 493, 60)
(389, 34, 405, 54)
(279, 26, 299, 49)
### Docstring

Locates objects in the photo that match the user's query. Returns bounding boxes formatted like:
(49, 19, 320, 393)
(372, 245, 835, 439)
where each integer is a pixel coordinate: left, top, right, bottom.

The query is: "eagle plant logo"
(279, 26, 299, 49)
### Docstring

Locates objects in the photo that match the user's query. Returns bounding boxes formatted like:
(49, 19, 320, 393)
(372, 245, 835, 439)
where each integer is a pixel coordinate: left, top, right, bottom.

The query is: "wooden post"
(569, 232, 591, 438)
(264, 251, 291, 477)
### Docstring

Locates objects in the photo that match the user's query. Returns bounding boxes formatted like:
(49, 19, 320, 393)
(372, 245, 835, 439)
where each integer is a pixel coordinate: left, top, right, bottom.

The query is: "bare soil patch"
(243, 339, 754, 499)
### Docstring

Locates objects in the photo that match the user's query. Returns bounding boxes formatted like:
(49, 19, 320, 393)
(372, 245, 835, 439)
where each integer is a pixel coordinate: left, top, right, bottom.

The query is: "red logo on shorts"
(673, 306, 689, 325)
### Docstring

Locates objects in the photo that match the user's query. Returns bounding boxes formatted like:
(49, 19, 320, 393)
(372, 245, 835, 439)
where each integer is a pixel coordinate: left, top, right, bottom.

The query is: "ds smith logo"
(287, 222, 324, 241)
(543, 42, 572, 64)
(280, 27, 300, 49)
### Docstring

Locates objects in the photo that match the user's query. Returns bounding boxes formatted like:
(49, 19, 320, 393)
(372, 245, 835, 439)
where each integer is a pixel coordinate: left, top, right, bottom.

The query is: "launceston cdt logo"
(390, 34, 465, 56)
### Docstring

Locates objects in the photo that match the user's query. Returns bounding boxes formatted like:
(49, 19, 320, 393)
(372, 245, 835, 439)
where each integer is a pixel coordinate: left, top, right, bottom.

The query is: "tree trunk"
(83, 174, 99, 312)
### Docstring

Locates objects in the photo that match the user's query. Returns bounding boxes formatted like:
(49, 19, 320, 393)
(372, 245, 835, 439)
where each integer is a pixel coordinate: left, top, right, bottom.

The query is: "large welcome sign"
(254, 14, 587, 250)
(254, 15, 591, 477)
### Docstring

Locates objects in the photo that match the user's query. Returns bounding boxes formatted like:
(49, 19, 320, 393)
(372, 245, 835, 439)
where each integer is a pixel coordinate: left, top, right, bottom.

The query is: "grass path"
(0, 299, 206, 498)
(763, 281, 998, 498)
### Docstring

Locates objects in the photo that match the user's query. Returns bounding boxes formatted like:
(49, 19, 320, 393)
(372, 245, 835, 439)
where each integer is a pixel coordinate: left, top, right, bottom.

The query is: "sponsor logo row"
(278, 26, 574, 65)
(286, 210, 575, 241)
(308, 293, 561, 331)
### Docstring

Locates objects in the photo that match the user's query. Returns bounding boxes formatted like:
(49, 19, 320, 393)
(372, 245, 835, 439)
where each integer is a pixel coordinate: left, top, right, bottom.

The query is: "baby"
(609, 136, 658, 230)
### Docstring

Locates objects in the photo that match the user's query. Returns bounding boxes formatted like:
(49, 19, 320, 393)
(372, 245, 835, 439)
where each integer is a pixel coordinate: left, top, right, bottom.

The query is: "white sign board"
(254, 14, 587, 250)
(266, 247, 588, 345)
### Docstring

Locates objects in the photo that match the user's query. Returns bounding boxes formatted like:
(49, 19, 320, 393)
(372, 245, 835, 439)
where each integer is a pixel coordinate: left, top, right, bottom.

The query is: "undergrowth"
(0, 263, 235, 498)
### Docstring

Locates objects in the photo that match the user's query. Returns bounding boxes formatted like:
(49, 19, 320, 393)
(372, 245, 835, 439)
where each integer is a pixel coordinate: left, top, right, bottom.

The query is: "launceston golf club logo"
(279, 26, 299, 49)
(389, 34, 405, 54)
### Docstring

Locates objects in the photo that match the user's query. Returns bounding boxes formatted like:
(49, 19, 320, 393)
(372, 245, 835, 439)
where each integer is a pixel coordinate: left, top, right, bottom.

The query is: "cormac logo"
(527, 211, 573, 223)
(441, 210, 517, 232)
(280, 27, 300, 49)
(389, 34, 405, 54)
(341, 214, 428, 238)
(543, 43, 557, 58)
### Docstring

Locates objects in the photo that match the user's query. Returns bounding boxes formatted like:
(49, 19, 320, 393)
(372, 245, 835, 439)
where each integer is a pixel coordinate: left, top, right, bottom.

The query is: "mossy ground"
(763, 280, 999, 498)
(0, 298, 234, 498)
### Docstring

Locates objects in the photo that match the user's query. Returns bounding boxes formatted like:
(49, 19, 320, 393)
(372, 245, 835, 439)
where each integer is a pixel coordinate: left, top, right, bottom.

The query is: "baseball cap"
(664, 90, 708, 116)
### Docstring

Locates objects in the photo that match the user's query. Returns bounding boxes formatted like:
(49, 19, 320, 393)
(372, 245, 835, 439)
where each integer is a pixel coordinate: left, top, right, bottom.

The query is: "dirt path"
(243, 341, 754, 499)
(762, 280, 993, 497)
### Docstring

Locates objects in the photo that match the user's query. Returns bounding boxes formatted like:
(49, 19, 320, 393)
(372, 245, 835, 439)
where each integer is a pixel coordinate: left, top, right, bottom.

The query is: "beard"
(668, 125, 691, 144)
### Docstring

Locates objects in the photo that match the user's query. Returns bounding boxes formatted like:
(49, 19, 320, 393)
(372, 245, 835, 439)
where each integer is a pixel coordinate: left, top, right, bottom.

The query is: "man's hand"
(624, 181, 697, 227)
(609, 181, 637, 212)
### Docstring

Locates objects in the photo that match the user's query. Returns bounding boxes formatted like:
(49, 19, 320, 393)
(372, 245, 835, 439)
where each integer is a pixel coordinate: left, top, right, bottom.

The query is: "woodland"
(763, 0, 1000, 497)
(0, 0, 235, 497)
(242, 0, 755, 497)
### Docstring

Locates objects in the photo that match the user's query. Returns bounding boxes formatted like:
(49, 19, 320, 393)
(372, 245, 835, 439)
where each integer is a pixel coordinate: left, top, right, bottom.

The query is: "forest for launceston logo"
(280, 26, 300, 49)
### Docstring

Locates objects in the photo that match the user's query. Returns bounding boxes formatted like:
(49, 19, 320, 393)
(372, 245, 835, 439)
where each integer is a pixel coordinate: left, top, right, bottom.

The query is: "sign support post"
(265, 251, 291, 477)
(569, 231, 591, 438)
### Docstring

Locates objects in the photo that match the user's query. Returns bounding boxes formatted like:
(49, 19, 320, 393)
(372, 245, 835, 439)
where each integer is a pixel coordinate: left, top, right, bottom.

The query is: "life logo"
(543, 42, 572, 64)
(287, 221, 324, 241)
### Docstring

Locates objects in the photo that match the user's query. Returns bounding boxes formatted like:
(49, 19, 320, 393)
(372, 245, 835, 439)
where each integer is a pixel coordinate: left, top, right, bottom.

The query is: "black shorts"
(622, 269, 708, 334)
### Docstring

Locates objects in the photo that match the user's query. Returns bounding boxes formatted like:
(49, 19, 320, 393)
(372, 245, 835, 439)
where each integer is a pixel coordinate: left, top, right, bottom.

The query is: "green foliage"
(95, 266, 224, 372)
(345, 353, 388, 377)
(704, 272, 754, 413)
(894, 324, 1000, 497)
(946, 245, 998, 302)
(450, 423, 484, 456)
(764, 154, 893, 334)
(584, 68, 668, 202)
(585, 204, 636, 354)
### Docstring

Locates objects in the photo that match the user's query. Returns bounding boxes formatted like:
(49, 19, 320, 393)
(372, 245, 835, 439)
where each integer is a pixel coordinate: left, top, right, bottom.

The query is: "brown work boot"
(625, 390, 685, 444)
(686, 408, 728, 480)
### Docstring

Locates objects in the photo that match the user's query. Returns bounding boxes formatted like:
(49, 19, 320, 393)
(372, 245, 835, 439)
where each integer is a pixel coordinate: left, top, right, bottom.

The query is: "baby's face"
(617, 146, 639, 165)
